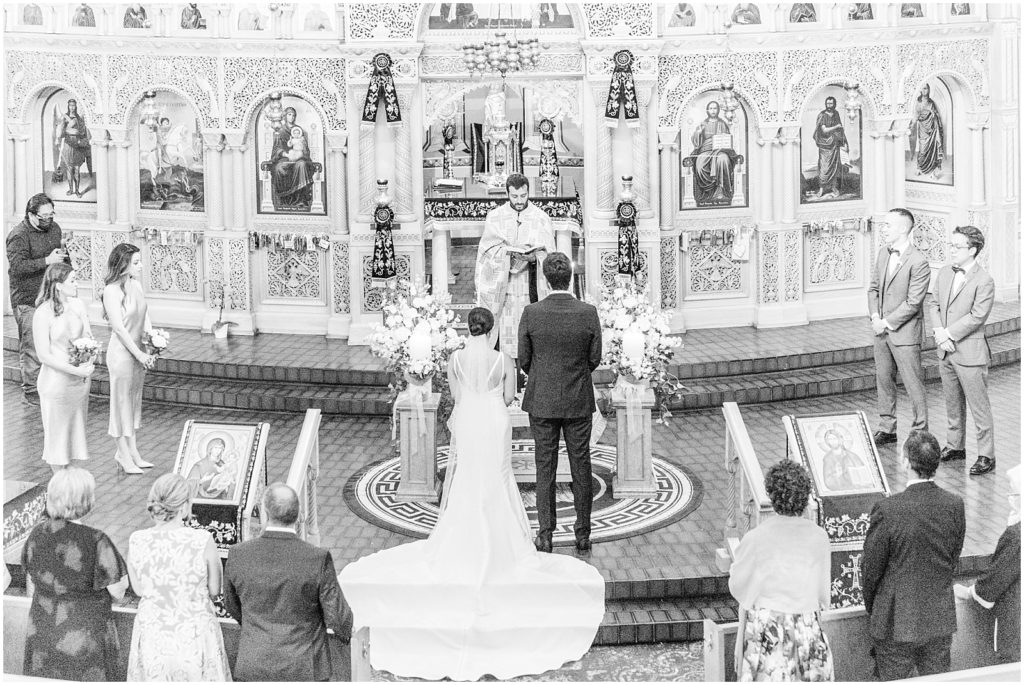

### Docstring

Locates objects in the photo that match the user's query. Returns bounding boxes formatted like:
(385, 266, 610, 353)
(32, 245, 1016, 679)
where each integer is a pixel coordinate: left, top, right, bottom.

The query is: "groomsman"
(867, 208, 930, 447)
(925, 225, 996, 476)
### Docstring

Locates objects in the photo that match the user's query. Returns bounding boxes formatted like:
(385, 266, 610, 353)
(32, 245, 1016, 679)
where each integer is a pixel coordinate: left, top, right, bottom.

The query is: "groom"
(518, 252, 602, 555)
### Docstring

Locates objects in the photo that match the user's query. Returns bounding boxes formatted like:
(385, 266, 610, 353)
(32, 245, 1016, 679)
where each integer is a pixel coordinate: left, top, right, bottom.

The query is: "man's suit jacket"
(518, 293, 601, 419)
(975, 522, 1020, 663)
(223, 530, 353, 681)
(867, 243, 931, 346)
(925, 263, 995, 365)
(861, 482, 966, 643)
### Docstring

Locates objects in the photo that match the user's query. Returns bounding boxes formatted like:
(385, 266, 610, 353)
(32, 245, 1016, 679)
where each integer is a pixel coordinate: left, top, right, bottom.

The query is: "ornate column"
(223, 133, 247, 229)
(889, 119, 911, 209)
(657, 129, 679, 231)
(967, 114, 990, 208)
(756, 127, 779, 225)
(868, 121, 890, 211)
(108, 129, 132, 225)
(326, 132, 349, 233)
(201, 133, 225, 230)
(4, 135, 15, 219)
(631, 81, 654, 213)
(778, 126, 800, 224)
(326, 131, 351, 339)
(592, 83, 614, 212)
(430, 224, 451, 299)
(393, 87, 415, 222)
(90, 133, 111, 224)
(9, 123, 32, 215)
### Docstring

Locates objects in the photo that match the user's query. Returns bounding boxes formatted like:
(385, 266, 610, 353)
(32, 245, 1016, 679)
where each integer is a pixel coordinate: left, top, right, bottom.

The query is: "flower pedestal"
(394, 375, 441, 503)
(610, 375, 657, 499)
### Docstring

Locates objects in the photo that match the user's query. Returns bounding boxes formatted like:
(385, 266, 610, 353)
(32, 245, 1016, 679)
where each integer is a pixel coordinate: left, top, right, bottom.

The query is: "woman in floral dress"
(127, 473, 229, 681)
(729, 460, 835, 681)
(22, 467, 129, 681)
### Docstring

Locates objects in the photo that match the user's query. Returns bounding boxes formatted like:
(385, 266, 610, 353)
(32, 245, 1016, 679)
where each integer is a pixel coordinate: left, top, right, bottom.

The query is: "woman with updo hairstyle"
(22, 466, 129, 681)
(728, 460, 835, 681)
(126, 473, 230, 681)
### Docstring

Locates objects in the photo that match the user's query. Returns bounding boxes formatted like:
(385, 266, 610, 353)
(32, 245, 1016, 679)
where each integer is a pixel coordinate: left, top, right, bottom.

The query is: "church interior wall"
(3, 3, 1019, 340)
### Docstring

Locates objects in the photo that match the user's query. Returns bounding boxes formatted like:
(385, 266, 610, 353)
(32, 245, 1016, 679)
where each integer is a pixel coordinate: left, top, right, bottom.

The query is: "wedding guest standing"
(729, 460, 834, 681)
(22, 467, 129, 681)
(926, 225, 997, 476)
(6, 192, 66, 405)
(103, 242, 156, 474)
(867, 208, 930, 447)
(861, 430, 965, 680)
(32, 262, 94, 472)
(127, 473, 230, 681)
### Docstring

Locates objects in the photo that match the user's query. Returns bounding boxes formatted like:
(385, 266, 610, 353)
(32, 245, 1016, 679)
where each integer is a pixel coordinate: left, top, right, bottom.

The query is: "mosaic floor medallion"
(344, 441, 703, 546)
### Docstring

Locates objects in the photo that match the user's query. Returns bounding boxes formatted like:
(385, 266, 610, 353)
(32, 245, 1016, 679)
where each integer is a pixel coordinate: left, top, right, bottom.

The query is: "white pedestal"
(611, 383, 657, 498)
(507, 406, 573, 483)
(395, 392, 440, 503)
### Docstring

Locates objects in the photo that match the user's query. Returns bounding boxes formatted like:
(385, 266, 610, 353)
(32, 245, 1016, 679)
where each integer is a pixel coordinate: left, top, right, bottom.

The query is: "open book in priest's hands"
(508, 244, 545, 273)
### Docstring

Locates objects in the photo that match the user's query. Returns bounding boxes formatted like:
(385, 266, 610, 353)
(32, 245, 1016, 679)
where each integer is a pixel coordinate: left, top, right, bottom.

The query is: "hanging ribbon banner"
(371, 205, 397, 287)
(605, 49, 639, 128)
(362, 53, 402, 128)
(616, 200, 640, 280)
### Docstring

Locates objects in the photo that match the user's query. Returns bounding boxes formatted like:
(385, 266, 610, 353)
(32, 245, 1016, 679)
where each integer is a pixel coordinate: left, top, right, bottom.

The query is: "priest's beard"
(510, 198, 528, 212)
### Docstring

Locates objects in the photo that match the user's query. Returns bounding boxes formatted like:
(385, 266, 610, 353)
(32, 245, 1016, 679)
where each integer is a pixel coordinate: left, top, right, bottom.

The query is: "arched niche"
(787, 3, 820, 25)
(663, 3, 702, 32)
(292, 3, 337, 37)
(797, 84, 868, 205)
(126, 88, 206, 212)
(37, 87, 99, 204)
(67, 3, 98, 29)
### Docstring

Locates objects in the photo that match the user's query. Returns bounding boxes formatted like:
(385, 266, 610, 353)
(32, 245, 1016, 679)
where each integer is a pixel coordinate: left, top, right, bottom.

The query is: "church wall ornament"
(759, 231, 780, 304)
(333, 240, 351, 315)
(582, 3, 656, 39)
(345, 3, 420, 42)
(805, 233, 858, 288)
(266, 248, 323, 300)
(660, 235, 678, 308)
(911, 211, 950, 265)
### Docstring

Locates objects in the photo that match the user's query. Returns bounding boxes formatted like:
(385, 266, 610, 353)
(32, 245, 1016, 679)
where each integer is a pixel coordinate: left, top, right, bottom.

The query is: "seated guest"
(223, 483, 353, 681)
(729, 460, 834, 681)
(862, 430, 966, 680)
(22, 466, 129, 681)
(954, 464, 1021, 664)
(127, 473, 230, 681)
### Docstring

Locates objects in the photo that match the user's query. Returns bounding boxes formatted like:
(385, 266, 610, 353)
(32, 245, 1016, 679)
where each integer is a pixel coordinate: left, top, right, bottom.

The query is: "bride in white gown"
(339, 308, 605, 681)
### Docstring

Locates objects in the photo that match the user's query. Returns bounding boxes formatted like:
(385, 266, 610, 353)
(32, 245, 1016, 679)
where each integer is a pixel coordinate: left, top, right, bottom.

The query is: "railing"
(286, 409, 322, 547)
(718, 402, 773, 572)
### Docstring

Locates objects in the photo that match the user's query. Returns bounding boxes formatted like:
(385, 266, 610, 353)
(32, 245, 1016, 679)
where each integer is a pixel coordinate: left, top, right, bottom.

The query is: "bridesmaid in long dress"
(32, 262, 95, 472)
(102, 243, 156, 475)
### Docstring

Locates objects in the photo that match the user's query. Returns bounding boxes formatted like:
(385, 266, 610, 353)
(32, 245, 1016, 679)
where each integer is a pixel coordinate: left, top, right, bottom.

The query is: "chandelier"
(140, 91, 161, 131)
(461, 5, 541, 78)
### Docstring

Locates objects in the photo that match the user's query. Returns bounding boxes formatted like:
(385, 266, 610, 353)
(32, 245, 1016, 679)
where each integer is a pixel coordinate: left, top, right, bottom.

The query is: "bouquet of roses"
(596, 281, 685, 422)
(370, 281, 463, 382)
(143, 328, 170, 356)
(69, 336, 100, 366)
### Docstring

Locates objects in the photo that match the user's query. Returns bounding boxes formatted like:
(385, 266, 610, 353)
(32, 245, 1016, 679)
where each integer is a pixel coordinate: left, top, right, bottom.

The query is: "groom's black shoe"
(575, 537, 591, 555)
(534, 535, 552, 553)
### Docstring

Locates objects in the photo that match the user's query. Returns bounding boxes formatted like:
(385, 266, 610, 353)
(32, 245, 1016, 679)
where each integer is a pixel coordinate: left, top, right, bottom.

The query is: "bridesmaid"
(103, 243, 155, 474)
(32, 262, 95, 473)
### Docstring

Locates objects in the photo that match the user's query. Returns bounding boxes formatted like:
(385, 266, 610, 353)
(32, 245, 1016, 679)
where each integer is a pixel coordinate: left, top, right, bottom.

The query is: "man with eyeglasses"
(6, 193, 67, 405)
(925, 225, 996, 476)
(867, 207, 930, 447)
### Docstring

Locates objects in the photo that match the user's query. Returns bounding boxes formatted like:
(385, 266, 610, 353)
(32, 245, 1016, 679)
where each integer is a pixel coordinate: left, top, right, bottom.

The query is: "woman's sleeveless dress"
(36, 301, 91, 465)
(106, 280, 147, 438)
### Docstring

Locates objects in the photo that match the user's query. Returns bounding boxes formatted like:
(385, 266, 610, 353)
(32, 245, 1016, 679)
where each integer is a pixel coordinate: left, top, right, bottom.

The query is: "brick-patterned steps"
(596, 596, 739, 646)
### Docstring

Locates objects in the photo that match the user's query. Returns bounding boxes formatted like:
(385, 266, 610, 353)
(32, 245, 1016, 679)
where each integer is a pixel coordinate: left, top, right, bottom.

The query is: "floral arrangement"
(68, 336, 100, 366)
(596, 282, 685, 422)
(370, 281, 463, 382)
(143, 328, 170, 356)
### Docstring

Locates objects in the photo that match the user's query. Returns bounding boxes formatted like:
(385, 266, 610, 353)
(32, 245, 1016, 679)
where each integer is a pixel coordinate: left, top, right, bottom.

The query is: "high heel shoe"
(132, 456, 155, 469)
(114, 452, 143, 475)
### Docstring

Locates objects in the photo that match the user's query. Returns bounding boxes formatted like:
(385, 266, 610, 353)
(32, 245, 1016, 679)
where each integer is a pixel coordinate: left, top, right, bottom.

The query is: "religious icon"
(428, 3, 573, 30)
(180, 3, 206, 29)
(789, 3, 817, 23)
(786, 413, 887, 497)
(255, 95, 327, 215)
(951, 3, 971, 16)
(680, 91, 748, 210)
(906, 79, 954, 185)
(800, 87, 863, 204)
(22, 4, 43, 25)
(123, 4, 150, 29)
(668, 3, 696, 27)
(41, 89, 96, 204)
(731, 3, 761, 25)
(237, 5, 267, 30)
(900, 3, 924, 18)
(71, 4, 96, 27)
(137, 91, 205, 212)
(303, 9, 331, 31)
(848, 3, 874, 20)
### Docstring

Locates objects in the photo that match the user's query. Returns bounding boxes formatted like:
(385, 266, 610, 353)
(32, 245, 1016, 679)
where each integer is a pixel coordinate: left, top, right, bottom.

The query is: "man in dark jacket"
(6, 193, 66, 405)
(518, 252, 602, 555)
(861, 430, 966, 679)
(224, 483, 353, 681)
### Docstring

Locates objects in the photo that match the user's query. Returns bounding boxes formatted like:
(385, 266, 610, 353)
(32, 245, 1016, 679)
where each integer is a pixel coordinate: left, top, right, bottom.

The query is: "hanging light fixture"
(719, 81, 739, 124)
(844, 81, 863, 120)
(461, 4, 541, 78)
(264, 91, 285, 130)
(140, 91, 160, 131)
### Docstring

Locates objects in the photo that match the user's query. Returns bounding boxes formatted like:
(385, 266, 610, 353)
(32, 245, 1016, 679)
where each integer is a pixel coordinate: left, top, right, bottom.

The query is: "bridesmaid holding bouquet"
(102, 243, 156, 475)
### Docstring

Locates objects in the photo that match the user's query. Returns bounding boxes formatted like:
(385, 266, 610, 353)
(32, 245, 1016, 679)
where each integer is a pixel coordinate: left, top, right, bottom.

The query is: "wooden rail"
(718, 402, 774, 572)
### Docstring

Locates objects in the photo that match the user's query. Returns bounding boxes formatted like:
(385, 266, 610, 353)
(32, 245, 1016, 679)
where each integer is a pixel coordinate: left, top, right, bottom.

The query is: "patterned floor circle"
(343, 441, 703, 546)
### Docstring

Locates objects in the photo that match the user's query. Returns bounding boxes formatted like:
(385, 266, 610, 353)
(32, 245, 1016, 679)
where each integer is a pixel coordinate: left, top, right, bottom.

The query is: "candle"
(621, 326, 645, 365)
(408, 325, 433, 362)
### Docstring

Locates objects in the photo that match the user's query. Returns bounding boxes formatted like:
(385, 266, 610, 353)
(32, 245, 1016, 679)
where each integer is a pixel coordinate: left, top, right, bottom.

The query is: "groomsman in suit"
(867, 208, 930, 447)
(861, 430, 966, 680)
(926, 225, 997, 476)
(519, 252, 602, 555)
(224, 483, 353, 681)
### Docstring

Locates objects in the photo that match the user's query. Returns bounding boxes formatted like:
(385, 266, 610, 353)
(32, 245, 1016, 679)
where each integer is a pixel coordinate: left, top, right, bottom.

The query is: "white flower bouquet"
(143, 328, 170, 356)
(370, 281, 464, 383)
(596, 282, 685, 422)
(68, 336, 100, 366)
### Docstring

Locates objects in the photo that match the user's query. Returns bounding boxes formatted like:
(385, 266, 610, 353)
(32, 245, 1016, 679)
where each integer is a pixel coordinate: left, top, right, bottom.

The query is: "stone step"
(596, 595, 739, 646)
(6, 330, 1018, 415)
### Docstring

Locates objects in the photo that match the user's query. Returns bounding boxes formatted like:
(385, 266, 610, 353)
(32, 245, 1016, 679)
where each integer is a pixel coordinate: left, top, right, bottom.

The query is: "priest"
(475, 173, 556, 364)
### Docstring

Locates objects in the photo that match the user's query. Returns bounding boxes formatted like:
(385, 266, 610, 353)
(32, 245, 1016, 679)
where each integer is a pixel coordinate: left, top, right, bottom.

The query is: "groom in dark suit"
(519, 252, 602, 555)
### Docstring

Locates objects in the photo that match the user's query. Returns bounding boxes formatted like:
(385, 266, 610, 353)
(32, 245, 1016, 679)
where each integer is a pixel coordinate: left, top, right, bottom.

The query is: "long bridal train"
(339, 337, 605, 681)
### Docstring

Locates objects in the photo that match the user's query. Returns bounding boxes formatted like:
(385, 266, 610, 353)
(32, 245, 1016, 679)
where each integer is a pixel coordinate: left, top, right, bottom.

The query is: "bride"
(339, 307, 605, 681)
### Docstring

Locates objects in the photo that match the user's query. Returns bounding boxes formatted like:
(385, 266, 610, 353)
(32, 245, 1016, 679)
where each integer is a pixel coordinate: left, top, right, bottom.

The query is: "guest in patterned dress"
(22, 467, 129, 681)
(127, 473, 230, 681)
(103, 242, 156, 475)
(729, 461, 835, 681)
(32, 262, 95, 472)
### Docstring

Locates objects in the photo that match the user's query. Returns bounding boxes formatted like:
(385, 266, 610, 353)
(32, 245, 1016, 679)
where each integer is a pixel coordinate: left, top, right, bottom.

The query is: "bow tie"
(951, 266, 964, 274)
(887, 247, 901, 256)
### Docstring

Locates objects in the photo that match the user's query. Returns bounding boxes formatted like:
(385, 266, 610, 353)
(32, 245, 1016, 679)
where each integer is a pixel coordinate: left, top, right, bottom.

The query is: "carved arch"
(119, 85, 203, 129)
(236, 87, 332, 137)
(907, 70, 981, 113)
(19, 82, 95, 125)
(414, 2, 588, 39)
(797, 78, 882, 123)
(672, 84, 765, 132)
